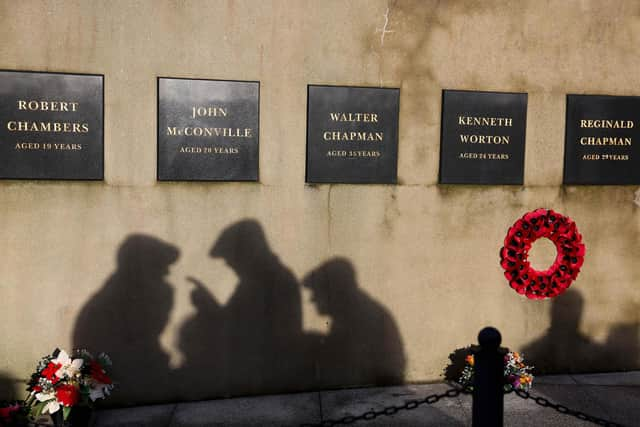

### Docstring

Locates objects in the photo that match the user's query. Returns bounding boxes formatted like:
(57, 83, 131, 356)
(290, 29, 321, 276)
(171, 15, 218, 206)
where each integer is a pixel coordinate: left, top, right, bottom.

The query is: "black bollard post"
(472, 327, 507, 427)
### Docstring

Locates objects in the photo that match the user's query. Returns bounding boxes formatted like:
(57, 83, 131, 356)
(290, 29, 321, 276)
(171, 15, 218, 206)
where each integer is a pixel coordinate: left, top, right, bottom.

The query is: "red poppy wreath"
(500, 208, 585, 300)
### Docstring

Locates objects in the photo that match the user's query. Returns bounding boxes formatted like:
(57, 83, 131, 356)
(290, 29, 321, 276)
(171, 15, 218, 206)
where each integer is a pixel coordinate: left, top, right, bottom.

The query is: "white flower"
(89, 382, 114, 401)
(35, 391, 60, 414)
(52, 350, 84, 378)
(89, 386, 105, 401)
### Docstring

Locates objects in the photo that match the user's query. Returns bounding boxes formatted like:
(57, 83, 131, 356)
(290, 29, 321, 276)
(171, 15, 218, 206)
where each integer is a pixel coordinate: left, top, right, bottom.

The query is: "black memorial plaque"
(564, 94, 640, 185)
(306, 85, 399, 184)
(158, 78, 259, 181)
(0, 70, 103, 180)
(439, 90, 527, 184)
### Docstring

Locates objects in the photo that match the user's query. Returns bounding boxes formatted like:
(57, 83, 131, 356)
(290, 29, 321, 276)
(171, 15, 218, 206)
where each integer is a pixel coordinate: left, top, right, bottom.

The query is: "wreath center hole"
(528, 237, 557, 271)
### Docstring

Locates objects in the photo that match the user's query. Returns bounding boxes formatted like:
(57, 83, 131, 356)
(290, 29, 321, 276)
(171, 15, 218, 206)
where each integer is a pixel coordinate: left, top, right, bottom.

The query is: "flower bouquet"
(25, 349, 114, 424)
(458, 351, 534, 392)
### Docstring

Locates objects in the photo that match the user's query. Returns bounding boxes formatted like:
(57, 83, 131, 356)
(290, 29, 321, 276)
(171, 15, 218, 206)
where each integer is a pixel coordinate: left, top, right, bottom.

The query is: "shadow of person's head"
(550, 288, 583, 333)
(209, 219, 272, 272)
(302, 257, 406, 387)
(302, 257, 358, 316)
(116, 234, 179, 280)
(113, 234, 180, 334)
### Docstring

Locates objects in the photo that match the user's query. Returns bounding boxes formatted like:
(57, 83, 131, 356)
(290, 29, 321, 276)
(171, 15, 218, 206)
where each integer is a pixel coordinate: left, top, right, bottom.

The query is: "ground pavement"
(90, 371, 640, 426)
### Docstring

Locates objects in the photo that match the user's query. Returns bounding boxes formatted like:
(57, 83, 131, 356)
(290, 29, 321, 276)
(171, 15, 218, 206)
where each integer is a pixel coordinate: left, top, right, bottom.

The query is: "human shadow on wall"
(522, 289, 639, 374)
(0, 372, 17, 401)
(303, 257, 406, 389)
(72, 234, 179, 404)
(177, 219, 309, 399)
(177, 222, 407, 399)
(72, 221, 408, 404)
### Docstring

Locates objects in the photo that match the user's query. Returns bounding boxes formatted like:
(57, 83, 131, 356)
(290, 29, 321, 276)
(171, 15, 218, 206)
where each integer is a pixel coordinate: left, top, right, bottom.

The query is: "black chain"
(300, 387, 467, 427)
(512, 388, 626, 427)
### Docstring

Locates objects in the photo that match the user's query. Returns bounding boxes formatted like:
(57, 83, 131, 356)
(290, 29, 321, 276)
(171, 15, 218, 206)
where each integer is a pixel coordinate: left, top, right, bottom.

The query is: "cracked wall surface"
(1, 0, 639, 404)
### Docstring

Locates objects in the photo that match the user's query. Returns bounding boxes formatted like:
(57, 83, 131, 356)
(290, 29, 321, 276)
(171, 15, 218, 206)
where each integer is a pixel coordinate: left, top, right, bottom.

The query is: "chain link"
(512, 388, 625, 427)
(299, 387, 468, 427)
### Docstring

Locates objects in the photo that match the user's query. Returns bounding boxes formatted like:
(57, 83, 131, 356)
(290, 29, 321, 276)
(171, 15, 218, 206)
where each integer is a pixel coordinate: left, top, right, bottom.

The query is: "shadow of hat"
(117, 234, 179, 268)
(209, 219, 270, 259)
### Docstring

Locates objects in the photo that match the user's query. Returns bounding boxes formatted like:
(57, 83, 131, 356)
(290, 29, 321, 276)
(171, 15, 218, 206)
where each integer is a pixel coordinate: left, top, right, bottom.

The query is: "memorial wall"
(1, 0, 639, 404)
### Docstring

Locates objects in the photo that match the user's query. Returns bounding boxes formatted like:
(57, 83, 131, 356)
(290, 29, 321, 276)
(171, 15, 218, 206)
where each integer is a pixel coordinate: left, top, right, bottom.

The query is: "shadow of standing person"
(179, 219, 307, 397)
(605, 322, 640, 370)
(303, 257, 406, 388)
(73, 234, 179, 404)
(522, 289, 608, 373)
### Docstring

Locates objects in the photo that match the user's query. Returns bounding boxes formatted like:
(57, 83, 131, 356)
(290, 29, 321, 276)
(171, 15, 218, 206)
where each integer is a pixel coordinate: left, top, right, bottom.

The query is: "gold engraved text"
(323, 131, 383, 142)
(329, 112, 378, 122)
(17, 100, 79, 112)
(167, 127, 252, 138)
(460, 134, 509, 144)
(191, 106, 228, 118)
(458, 116, 513, 127)
(580, 119, 634, 129)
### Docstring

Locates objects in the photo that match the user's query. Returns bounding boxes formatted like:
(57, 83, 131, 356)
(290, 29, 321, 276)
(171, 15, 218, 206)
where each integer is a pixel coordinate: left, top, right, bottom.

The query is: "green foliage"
(30, 401, 45, 418)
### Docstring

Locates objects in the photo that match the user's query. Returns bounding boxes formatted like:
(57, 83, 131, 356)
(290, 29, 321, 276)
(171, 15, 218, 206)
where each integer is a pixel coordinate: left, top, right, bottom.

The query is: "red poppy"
(90, 361, 112, 384)
(500, 209, 585, 299)
(55, 384, 79, 407)
(41, 362, 62, 383)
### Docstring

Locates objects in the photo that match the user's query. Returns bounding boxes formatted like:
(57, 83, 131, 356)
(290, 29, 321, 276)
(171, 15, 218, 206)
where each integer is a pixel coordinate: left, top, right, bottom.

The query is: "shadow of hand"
(187, 276, 220, 309)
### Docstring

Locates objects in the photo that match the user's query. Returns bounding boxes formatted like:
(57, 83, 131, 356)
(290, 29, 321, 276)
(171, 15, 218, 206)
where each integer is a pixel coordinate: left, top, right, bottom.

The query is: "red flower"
(500, 209, 585, 299)
(0, 403, 21, 420)
(41, 362, 62, 383)
(90, 360, 112, 384)
(55, 384, 79, 407)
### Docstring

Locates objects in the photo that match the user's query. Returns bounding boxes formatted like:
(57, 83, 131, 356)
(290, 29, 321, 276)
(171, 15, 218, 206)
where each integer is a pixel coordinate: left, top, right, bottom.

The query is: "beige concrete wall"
(1, 0, 639, 404)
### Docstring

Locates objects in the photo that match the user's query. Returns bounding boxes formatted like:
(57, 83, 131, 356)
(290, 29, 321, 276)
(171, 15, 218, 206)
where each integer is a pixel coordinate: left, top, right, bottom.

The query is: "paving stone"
(319, 383, 468, 426)
(504, 384, 610, 427)
(169, 392, 320, 427)
(581, 385, 640, 426)
(94, 403, 176, 427)
(534, 374, 577, 385)
(572, 371, 640, 386)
